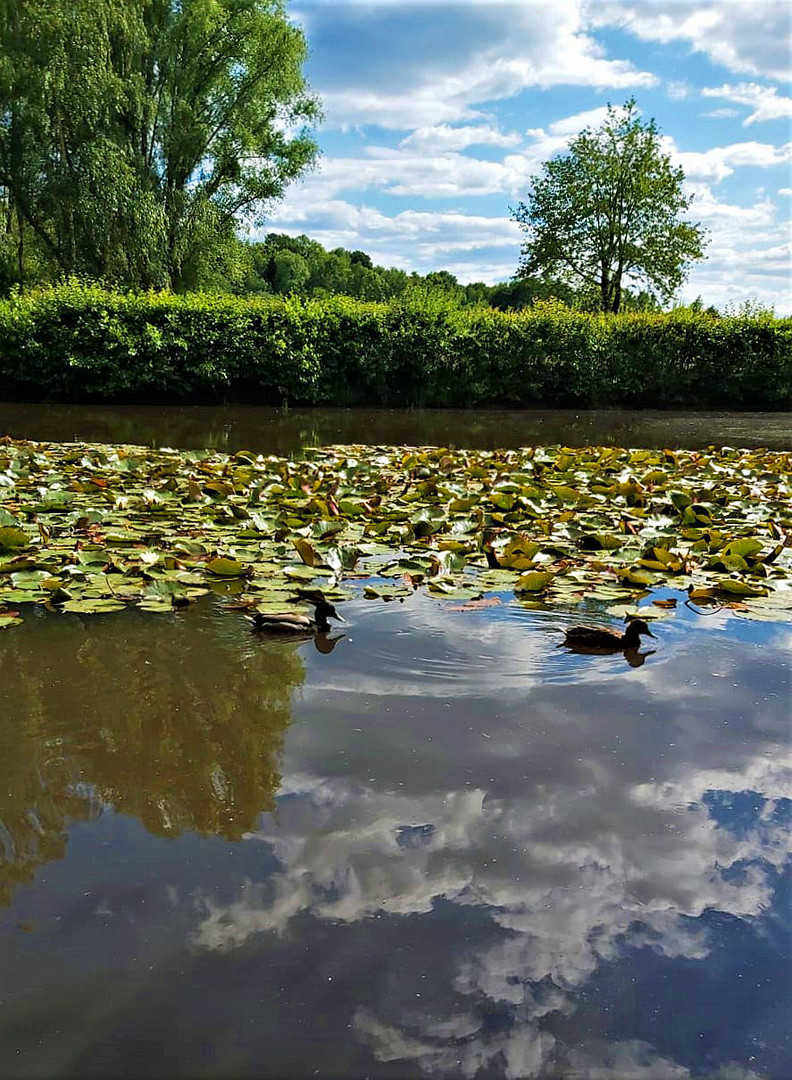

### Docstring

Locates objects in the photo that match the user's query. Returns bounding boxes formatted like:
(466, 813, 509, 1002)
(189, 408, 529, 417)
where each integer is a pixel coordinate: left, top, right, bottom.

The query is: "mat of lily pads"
(0, 437, 790, 630)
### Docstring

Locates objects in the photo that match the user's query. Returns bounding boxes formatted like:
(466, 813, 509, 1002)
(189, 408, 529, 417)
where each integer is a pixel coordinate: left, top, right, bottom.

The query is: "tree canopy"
(0, 0, 319, 291)
(512, 99, 707, 313)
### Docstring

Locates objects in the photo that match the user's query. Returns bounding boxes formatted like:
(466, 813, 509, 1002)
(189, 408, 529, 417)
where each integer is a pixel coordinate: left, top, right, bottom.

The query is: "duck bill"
(333, 612, 345, 622)
(646, 627, 655, 637)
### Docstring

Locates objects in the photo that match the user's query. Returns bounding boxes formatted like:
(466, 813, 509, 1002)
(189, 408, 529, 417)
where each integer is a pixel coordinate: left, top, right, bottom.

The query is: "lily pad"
(206, 557, 247, 577)
(0, 527, 29, 553)
(62, 598, 127, 614)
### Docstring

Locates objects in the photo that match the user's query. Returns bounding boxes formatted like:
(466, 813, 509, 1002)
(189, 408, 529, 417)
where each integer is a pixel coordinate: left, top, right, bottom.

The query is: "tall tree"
(0, 0, 319, 290)
(512, 100, 706, 313)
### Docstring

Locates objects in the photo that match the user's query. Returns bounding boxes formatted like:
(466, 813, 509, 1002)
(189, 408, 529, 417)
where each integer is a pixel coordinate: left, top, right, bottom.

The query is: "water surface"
(2, 402, 792, 453)
(0, 592, 790, 1079)
(1, 405, 790, 1078)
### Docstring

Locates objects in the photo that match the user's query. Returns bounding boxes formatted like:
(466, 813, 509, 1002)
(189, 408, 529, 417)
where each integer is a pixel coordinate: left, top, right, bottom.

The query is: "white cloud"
(306, 1, 656, 130)
(590, 1, 792, 83)
(666, 79, 692, 100)
(399, 123, 522, 153)
(701, 82, 792, 125)
(262, 197, 523, 282)
(663, 135, 792, 183)
(704, 107, 741, 120)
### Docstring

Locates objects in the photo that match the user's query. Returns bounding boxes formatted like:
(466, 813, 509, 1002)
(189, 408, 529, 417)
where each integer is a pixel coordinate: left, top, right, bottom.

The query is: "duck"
(248, 598, 344, 634)
(562, 618, 655, 652)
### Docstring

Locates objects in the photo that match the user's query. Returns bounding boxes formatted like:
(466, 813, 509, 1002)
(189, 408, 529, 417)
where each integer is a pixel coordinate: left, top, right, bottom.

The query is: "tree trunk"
(600, 270, 610, 313)
(612, 276, 622, 314)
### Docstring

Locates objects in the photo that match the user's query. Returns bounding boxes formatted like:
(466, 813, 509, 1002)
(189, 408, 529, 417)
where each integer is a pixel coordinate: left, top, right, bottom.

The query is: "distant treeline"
(204, 233, 663, 314)
(1, 284, 788, 409)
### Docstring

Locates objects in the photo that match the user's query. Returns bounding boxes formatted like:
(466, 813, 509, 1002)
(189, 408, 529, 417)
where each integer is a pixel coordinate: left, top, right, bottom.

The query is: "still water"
(2, 402, 792, 453)
(0, 406, 791, 1079)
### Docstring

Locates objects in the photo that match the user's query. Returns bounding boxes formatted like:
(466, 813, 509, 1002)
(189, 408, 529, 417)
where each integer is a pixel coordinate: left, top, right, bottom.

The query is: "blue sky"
(263, 1, 791, 311)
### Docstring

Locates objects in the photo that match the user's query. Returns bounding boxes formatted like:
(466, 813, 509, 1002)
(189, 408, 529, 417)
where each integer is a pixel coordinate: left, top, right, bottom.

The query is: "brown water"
(0, 406, 791, 1079)
(2, 401, 792, 453)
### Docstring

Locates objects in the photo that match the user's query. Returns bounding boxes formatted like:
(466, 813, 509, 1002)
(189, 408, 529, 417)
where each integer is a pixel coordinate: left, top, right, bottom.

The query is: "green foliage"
(513, 99, 707, 313)
(0, 0, 319, 291)
(223, 233, 511, 307)
(0, 283, 789, 408)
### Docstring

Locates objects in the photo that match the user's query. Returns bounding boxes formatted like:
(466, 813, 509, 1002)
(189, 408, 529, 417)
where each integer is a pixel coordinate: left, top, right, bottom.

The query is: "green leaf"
(0, 527, 29, 553)
(206, 557, 247, 577)
(724, 538, 763, 559)
(62, 598, 127, 614)
(292, 538, 316, 566)
(514, 570, 554, 593)
(363, 583, 412, 599)
(716, 578, 769, 598)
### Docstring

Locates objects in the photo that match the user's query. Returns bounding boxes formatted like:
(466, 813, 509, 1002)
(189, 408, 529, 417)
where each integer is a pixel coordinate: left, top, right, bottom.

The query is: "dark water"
(2, 401, 792, 453)
(1, 405, 791, 1079)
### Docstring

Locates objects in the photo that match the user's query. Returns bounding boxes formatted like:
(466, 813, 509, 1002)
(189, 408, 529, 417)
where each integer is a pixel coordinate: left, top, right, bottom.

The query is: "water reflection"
(0, 603, 304, 905)
(0, 596, 789, 1079)
(2, 401, 792, 453)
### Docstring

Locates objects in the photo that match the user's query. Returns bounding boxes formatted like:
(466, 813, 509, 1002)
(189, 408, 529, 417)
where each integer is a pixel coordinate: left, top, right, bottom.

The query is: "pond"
(1, 405, 791, 1080)
(3, 401, 792, 453)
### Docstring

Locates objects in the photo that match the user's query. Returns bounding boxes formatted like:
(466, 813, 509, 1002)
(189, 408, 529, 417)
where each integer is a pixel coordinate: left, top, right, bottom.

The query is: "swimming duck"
(563, 618, 655, 652)
(248, 599, 344, 634)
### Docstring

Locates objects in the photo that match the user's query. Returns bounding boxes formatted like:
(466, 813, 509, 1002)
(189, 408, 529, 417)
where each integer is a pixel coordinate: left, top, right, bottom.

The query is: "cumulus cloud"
(262, 196, 523, 281)
(300, 1, 655, 130)
(590, 1, 792, 83)
(701, 83, 792, 126)
(662, 135, 792, 183)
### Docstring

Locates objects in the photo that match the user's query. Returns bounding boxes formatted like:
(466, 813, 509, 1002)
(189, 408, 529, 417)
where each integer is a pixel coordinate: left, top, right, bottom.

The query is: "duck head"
(624, 618, 655, 644)
(315, 599, 344, 625)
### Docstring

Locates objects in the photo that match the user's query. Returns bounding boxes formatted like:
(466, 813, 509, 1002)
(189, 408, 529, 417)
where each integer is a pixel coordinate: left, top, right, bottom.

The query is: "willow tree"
(512, 100, 706, 313)
(0, 0, 319, 290)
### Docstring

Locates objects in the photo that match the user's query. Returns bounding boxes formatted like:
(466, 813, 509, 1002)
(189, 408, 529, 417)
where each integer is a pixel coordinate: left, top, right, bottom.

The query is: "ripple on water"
(295, 591, 681, 698)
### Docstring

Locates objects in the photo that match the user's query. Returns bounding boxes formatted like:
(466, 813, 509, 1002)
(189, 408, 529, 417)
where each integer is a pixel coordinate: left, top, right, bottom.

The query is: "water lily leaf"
(430, 586, 483, 601)
(292, 538, 316, 566)
(688, 585, 717, 600)
(62, 598, 126, 614)
(578, 533, 623, 551)
(514, 570, 554, 593)
(0, 611, 22, 628)
(615, 567, 655, 586)
(446, 596, 502, 611)
(724, 538, 763, 559)
(338, 499, 368, 517)
(363, 583, 411, 599)
(0, 527, 29, 552)
(0, 508, 20, 527)
(137, 599, 177, 613)
(283, 564, 332, 580)
(10, 570, 51, 586)
(206, 557, 247, 577)
(716, 578, 769, 597)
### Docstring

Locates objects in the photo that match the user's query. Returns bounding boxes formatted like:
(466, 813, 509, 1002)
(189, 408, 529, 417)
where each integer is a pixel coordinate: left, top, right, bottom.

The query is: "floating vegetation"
(0, 438, 790, 628)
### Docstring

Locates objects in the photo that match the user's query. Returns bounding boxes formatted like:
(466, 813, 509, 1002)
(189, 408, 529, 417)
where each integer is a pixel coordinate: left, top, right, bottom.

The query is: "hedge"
(0, 283, 790, 408)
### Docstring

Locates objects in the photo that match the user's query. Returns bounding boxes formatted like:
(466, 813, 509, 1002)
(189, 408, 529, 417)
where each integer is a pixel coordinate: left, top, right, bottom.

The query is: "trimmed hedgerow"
(0, 283, 789, 408)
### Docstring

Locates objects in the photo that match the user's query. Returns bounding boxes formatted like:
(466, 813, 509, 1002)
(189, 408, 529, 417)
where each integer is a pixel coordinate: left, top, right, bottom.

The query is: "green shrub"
(0, 283, 789, 408)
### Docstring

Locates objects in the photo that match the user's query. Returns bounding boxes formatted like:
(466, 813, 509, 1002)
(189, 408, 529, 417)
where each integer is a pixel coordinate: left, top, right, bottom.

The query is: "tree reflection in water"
(0, 603, 304, 906)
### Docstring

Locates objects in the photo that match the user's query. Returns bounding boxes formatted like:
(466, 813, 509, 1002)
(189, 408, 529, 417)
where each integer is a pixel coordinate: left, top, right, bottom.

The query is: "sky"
(261, 0, 792, 312)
